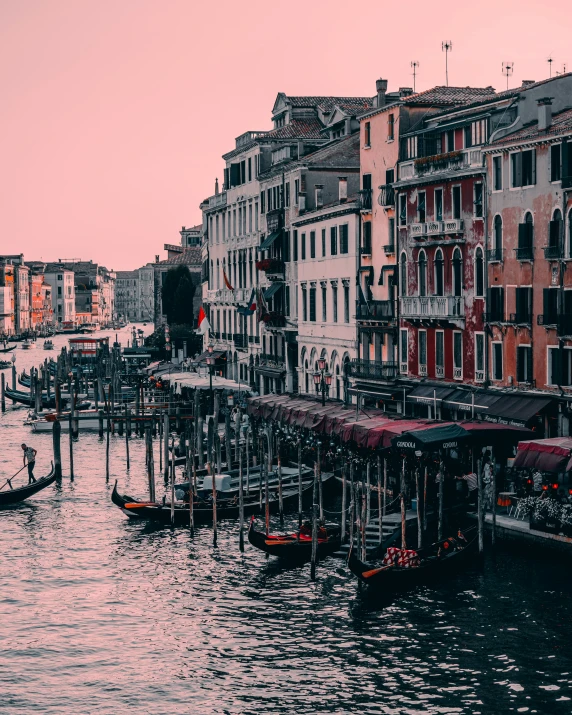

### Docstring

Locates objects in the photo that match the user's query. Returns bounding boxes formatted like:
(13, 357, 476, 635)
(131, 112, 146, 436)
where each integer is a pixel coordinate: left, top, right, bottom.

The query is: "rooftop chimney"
(215, 178, 219, 195)
(399, 87, 414, 97)
(338, 177, 347, 203)
(521, 80, 536, 87)
(155, 255, 160, 263)
(537, 97, 553, 131)
(376, 79, 388, 108)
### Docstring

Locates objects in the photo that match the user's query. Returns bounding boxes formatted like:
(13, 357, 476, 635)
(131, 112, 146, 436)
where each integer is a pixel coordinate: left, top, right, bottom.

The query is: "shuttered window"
(309, 287, 316, 322)
(331, 226, 338, 256)
(517, 346, 533, 383)
(310, 231, 316, 259)
(339, 224, 349, 254)
(493, 343, 503, 381)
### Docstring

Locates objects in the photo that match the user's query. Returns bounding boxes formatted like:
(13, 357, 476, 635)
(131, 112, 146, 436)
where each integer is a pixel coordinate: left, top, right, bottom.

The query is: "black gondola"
(347, 530, 478, 591)
(248, 518, 342, 560)
(0, 463, 57, 507)
(0, 345, 15, 353)
(111, 475, 330, 526)
(4, 386, 59, 408)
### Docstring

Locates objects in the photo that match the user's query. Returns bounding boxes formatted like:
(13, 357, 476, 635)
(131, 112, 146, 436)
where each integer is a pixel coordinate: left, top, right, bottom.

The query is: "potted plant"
(532, 498, 562, 533)
(560, 505, 572, 537)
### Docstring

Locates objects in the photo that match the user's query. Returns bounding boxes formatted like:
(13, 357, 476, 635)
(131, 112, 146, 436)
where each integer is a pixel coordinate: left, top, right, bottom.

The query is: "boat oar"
(0, 464, 27, 491)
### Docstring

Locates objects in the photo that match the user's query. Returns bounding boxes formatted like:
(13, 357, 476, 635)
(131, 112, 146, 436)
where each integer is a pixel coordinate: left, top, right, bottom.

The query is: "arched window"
(494, 215, 503, 256)
(549, 209, 563, 250)
(305, 360, 309, 393)
(399, 252, 407, 296)
(475, 247, 484, 298)
(434, 249, 444, 296)
(452, 247, 462, 297)
(518, 211, 534, 259)
(418, 250, 427, 297)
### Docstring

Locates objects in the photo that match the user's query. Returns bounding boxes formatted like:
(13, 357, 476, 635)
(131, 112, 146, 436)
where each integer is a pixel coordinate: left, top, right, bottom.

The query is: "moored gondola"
(248, 517, 342, 560)
(347, 529, 478, 591)
(0, 462, 57, 507)
(4, 385, 59, 408)
(0, 344, 15, 353)
(111, 475, 330, 526)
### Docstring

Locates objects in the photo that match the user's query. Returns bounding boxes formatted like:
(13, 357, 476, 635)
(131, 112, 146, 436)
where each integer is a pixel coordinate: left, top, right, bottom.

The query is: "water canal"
(1, 327, 572, 714)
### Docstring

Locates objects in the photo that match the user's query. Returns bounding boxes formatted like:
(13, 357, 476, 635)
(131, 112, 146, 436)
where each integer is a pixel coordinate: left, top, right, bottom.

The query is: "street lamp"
(313, 358, 332, 406)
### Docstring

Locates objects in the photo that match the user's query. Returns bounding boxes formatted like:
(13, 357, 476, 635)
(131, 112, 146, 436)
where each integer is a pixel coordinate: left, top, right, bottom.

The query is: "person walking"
(22, 443, 37, 484)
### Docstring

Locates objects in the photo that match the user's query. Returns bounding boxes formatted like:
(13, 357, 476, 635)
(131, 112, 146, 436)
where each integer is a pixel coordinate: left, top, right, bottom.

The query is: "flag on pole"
(257, 287, 268, 323)
(237, 288, 256, 317)
(197, 306, 211, 335)
(223, 269, 234, 291)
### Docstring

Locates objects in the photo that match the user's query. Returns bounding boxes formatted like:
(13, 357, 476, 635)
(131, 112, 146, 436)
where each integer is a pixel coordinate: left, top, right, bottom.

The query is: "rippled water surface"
(1, 328, 572, 714)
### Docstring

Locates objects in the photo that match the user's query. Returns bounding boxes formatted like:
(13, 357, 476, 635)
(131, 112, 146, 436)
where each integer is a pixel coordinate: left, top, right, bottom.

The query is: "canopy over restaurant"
(513, 438, 572, 473)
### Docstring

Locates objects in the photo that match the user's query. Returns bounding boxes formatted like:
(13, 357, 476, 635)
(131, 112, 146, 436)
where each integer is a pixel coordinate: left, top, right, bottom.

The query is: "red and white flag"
(197, 306, 211, 335)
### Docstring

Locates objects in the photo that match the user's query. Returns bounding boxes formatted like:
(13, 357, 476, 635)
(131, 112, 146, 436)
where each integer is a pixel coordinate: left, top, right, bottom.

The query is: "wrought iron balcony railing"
(515, 246, 534, 261)
(356, 300, 394, 321)
(348, 359, 399, 381)
(378, 184, 395, 207)
(358, 189, 372, 211)
(543, 245, 561, 260)
(487, 248, 503, 262)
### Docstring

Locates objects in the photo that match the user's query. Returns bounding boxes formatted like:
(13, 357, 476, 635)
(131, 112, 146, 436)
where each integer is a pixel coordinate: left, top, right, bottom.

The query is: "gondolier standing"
(22, 444, 37, 483)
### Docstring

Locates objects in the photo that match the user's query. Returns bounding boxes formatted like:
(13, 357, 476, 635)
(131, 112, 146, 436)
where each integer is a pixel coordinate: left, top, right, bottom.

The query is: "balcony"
(400, 295, 465, 322)
(426, 221, 443, 236)
(266, 208, 284, 233)
(378, 184, 395, 207)
(361, 239, 372, 257)
(208, 192, 227, 209)
(409, 223, 427, 239)
(508, 312, 532, 326)
(515, 246, 534, 261)
(483, 311, 505, 323)
(443, 219, 464, 235)
(358, 189, 373, 211)
(348, 359, 399, 381)
(262, 311, 287, 329)
(537, 314, 557, 327)
(543, 245, 561, 260)
(356, 300, 394, 321)
(383, 243, 396, 255)
(233, 333, 248, 349)
(256, 259, 285, 279)
(259, 353, 286, 371)
(487, 248, 503, 262)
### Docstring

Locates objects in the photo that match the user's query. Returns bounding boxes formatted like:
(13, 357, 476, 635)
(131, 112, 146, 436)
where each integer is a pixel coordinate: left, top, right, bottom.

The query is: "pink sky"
(1, 0, 570, 270)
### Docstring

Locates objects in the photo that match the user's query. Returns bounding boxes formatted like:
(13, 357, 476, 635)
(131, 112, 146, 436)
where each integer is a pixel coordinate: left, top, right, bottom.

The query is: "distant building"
(180, 224, 202, 248)
(153, 247, 202, 326)
(115, 270, 139, 320)
(42, 265, 76, 326)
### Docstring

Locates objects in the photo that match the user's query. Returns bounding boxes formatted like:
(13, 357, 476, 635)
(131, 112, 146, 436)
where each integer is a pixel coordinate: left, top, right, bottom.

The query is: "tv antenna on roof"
(442, 42, 453, 87)
(411, 61, 420, 92)
(547, 55, 553, 78)
(556, 63, 567, 76)
(502, 61, 514, 90)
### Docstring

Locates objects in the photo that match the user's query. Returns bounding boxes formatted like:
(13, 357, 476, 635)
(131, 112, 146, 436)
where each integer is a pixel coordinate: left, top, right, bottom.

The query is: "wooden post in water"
(163, 412, 169, 482)
(170, 436, 175, 526)
(277, 433, 283, 527)
(416, 468, 422, 549)
(52, 418, 62, 479)
(105, 386, 111, 483)
(211, 461, 218, 547)
(491, 459, 497, 546)
(297, 437, 303, 529)
(400, 492, 407, 550)
(477, 457, 484, 554)
(317, 442, 323, 523)
(55, 381, 61, 417)
(146, 427, 155, 502)
(311, 459, 318, 581)
(239, 429, 244, 552)
(1, 372, 5, 412)
(361, 481, 367, 561)
(265, 430, 271, 537)
(377, 454, 383, 547)
(366, 460, 371, 524)
(438, 457, 444, 542)
(245, 427, 250, 496)
(216, 431, 222, 475)
(125, 407, 130, 470)
(341, 462, 347, 544)
(11, 363, 16, 391)
(423, 466, 428, 533)
(68, 408, 74, 481)
(349, 461, 355, 550)
(189, 428, 195, 536)
(98, 409, 104, 439)
(197, 416, 204, 469)
(225, 408, 231, 469)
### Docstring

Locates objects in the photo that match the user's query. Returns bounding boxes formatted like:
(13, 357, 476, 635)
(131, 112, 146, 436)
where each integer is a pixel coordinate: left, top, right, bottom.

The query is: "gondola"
(18, 371, 31, 388)
(111, 476, 324, 526)
(0, 360, 11, 369)
(0, 344, 15, 353)
(248, 518, 342, 560)
(4, 385, 58, 408)
(347, 529, 478, 591)
(0, 462, 57, 507)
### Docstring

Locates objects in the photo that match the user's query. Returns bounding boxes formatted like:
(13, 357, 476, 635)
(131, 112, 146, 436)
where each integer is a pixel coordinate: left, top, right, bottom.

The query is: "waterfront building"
(42, 264, 76, 327)
(137, 265, 154, 322)
(292, 191, 360, 402)
(115, 271, 139, 321)
(153, 247, 202, 326)
(0, 259, 16, 335)
(180, 224, 202, 248)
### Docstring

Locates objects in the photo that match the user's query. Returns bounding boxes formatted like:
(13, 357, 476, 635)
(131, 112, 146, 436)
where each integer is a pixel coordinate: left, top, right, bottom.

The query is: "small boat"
(0, 344, 15, 354)
(21, 340, 34, 350)
(0, 360, 11, 369)
(248, 518, 342, 560)
(0, 463, 57, 507)
(4, 386, 58, 409)
(43, 340, 54, 350)
(111, 476, 321, 526)
(347, 530, 478, 591)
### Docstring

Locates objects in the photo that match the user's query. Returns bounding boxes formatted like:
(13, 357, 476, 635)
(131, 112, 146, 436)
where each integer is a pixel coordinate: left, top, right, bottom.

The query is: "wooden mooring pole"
(52, 419, 62, 479)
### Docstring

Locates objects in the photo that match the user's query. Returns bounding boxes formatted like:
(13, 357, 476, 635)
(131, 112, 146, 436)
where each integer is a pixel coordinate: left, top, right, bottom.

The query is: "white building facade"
(43, 268, 76, 326)
(293, 199, 359, 402)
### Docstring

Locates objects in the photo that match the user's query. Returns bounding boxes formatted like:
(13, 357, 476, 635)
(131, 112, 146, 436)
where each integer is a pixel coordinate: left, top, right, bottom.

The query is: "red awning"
(513, 437, 572, 473)
(366, 419, 430, 450)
